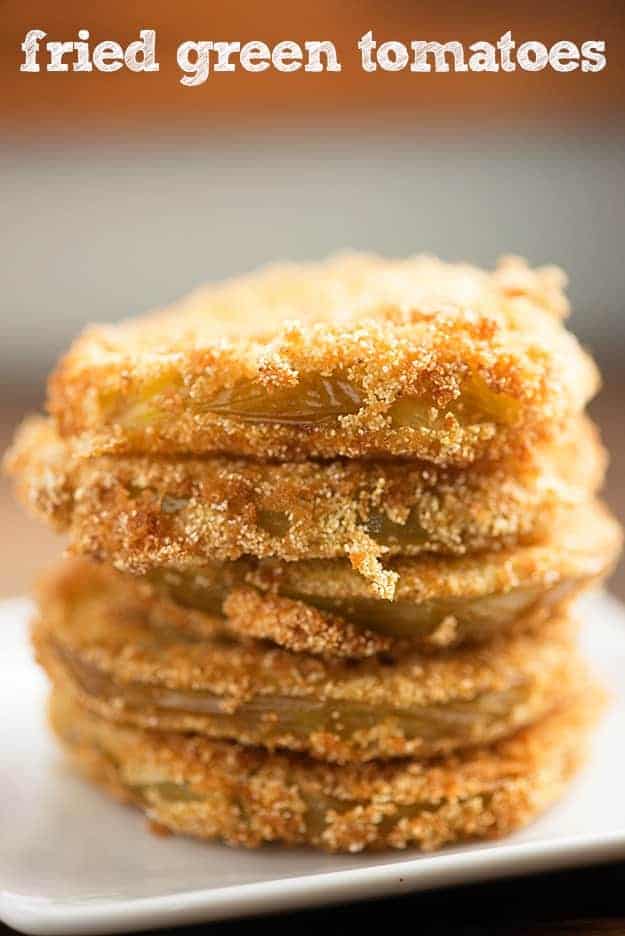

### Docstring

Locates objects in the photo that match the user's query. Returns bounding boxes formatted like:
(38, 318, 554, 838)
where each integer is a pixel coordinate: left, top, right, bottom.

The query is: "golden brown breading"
(46, 254, 598, 463)
(5, 417, 606, 591)
(141, 501, 621, 647)
(49, 687, 603, 852)
(34, 558, 585, 763)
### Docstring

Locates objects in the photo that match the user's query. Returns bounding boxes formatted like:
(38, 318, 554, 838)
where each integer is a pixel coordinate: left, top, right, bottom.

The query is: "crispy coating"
(5, 418, 606, 593)
(34, 558, 584, 763)
(47, 254, 598, 463)
(49, 687, 603, 852)
(140, 501, 621, 649)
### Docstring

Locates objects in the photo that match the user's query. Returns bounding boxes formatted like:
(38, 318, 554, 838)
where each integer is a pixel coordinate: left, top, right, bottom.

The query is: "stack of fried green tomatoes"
(6, 252, 621, 853)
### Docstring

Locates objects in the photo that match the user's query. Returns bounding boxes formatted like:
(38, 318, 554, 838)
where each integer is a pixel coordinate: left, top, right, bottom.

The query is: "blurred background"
(1, 0, 624, 597)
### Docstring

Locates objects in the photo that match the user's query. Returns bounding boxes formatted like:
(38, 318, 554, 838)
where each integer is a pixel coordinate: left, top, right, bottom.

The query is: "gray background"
(2, 126, 624, 391)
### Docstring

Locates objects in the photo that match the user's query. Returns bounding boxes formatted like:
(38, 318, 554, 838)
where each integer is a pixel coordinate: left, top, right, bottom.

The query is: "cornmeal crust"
(49, 687, 602, 852)
(137, 500, 621, 644)
(47, 254, 598, 463)
(5, 417, 606, 586)
(35, 559, 584, 763)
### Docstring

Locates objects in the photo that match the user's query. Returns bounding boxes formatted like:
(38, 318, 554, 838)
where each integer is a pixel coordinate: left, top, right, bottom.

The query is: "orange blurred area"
(2, 0, 624, 135)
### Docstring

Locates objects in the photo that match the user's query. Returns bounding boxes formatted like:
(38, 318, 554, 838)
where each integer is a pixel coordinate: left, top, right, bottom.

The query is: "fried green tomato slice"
(46, 254, 598, 463)
(5, 417, 606, 598)
(35, 559, 584, 763)
(49, 687, 602, 852)
(140, 501, 621, 652)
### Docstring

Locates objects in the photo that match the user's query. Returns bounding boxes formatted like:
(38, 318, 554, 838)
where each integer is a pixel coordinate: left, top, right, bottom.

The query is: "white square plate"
(3, 593, 625, 935)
